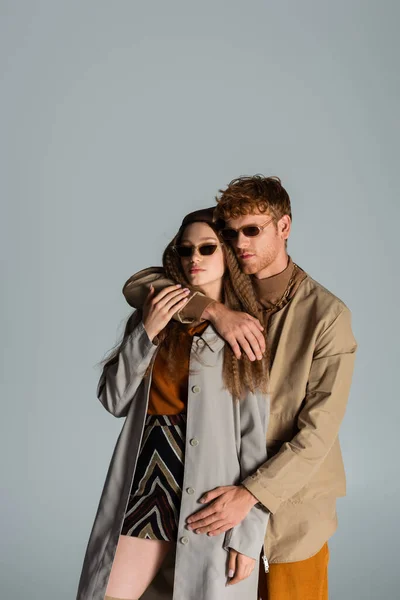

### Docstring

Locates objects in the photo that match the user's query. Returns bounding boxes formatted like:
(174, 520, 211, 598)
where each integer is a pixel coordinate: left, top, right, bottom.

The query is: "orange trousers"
(258, 542, 329, 600)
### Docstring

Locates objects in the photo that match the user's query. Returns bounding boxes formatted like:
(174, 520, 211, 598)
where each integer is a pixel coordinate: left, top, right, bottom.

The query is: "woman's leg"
(105, 534, 174, 600)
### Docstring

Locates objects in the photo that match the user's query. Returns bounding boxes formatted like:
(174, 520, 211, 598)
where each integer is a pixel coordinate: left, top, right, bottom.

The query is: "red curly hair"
(214, 175, 292, 225)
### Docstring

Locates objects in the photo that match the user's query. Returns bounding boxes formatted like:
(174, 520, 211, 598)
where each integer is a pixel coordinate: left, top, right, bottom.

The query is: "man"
(122, 175, 357, 599)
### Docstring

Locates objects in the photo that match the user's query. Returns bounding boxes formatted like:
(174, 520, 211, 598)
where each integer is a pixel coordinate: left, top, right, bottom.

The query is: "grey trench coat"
(76, 319, 270, 600)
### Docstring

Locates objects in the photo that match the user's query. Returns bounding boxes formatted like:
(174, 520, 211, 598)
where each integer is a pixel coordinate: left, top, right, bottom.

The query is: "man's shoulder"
(295, 266, 351, 320)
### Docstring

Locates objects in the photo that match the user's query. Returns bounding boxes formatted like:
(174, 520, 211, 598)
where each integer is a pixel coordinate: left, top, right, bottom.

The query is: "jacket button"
(180, 536, 189, 545)
(190, 438, 199, 447)
(186, 487, 195, 495)
(192, 385, 201, 394)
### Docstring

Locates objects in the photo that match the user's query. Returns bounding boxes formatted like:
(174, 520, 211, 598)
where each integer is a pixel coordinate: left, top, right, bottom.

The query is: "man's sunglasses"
(220, 217, 274, 241)
(173, 243, 222, 258)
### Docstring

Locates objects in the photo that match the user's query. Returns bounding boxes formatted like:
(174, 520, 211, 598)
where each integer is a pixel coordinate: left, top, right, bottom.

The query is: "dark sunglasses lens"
(221, 229, 238, 240)
(242, 226, 261, 237)
(175, 246, 192, 257)
(199, 244, 218, 256)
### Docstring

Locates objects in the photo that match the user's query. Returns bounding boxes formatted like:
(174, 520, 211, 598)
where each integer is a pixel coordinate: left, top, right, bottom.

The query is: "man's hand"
(227, 549, 256, 586)
(186, 485, 258, 536)
(202, 303, 265, 361)
(143, 284, 190, 341)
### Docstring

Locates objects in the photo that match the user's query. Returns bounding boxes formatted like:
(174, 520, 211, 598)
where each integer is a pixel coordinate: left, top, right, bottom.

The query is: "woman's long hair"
(99, 223, 270, 400)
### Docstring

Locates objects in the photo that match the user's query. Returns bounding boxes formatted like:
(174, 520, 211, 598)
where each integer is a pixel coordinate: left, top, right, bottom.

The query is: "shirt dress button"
(190, 438, 199, 447)
(186, 487, 195, 495)
(192, 385, 201, 394)
(196, 338, 205, 348)
(180, 536, 189, 545)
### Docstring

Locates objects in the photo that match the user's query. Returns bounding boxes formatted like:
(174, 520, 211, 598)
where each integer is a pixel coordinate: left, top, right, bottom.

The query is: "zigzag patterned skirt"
(120, 413, 187, 542)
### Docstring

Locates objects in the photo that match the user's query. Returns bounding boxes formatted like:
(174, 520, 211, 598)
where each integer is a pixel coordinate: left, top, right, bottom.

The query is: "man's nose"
(236, 231, 250, 248)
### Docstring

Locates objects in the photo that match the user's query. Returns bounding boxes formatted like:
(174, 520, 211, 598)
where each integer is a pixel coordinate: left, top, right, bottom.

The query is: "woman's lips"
(189, 268, 205, 274)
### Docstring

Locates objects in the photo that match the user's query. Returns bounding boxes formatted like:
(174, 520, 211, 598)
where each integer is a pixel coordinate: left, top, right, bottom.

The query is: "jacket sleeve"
(224, 392, 270, 559)
(97, 320, 158, 418)
(242, 306, 357, 514)
(122, 266, 215, 323)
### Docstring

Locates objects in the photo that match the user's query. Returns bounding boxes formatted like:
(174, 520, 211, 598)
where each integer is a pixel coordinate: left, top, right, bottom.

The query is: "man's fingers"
(186, 505, 217, 525)
(226, 337, 242, 360)
(206, 522, 233, 536)
(188, 512, 220, 529)
(235, 334, 256, 362)
(243, 329, 264, 361)
(195, 519, 229, 535)
(244, 313, 264, 332)
(246, 321, 266, 353)
(200, 487, 228, 504)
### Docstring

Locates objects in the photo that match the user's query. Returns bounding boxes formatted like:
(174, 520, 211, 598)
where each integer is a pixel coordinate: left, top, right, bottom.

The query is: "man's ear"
(279, 215, 291, 240)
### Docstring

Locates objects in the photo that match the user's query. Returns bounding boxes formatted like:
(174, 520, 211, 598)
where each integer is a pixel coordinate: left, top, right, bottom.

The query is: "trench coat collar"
(191, 323, 225, 354)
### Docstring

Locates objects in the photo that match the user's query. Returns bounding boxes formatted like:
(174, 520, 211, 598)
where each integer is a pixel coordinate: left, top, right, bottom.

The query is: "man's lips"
(238, 253, 255, 260)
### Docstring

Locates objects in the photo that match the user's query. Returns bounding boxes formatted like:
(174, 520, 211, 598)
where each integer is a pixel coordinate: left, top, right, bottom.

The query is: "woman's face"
(178, 222, 225, 296)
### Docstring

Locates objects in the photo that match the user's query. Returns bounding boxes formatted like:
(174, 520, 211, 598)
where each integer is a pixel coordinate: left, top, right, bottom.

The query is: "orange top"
(147, 321, 209, 415)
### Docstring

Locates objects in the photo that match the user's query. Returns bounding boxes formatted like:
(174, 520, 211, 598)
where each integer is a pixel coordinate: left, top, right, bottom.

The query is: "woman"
(76, 208, 270, 600)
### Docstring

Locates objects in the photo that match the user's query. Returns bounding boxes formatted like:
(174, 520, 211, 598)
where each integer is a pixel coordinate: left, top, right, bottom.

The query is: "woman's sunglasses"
(220, 217, 274, 241)
(173, 243, 222, 258)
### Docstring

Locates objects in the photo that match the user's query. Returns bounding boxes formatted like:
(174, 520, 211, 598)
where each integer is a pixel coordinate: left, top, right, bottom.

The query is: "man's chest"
(266, 305, 317, 420)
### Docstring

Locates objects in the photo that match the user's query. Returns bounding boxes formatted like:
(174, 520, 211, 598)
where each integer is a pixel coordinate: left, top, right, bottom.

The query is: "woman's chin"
(186, 273, 211, 288)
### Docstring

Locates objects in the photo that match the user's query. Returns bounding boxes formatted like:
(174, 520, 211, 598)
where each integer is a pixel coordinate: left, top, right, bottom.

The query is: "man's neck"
(254, 252, 290, 280)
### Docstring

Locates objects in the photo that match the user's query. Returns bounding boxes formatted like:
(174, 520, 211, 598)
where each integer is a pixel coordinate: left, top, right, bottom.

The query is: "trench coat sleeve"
(242, 306, 357, 514)
(122, 266, 216, 323)
(224, 393, 270, 560)
(97, 320, 158, 418)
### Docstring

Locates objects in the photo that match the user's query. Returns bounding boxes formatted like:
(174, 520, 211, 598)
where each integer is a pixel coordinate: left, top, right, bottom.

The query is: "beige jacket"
(122, 262, 357, 562)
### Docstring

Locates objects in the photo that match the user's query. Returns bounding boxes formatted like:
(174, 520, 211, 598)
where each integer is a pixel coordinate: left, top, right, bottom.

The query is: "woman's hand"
(227, 549, 256, 585)
(143, 284, 190, 341)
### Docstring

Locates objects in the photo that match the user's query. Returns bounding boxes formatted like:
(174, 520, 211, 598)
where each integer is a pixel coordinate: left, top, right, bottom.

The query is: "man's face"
(224, 211, 289, 276)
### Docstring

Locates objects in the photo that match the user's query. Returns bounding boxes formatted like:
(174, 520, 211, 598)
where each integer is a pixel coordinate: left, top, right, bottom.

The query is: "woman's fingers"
(227, 553, 255, 585)
(168, 296, 190, 315)
(163, 289, 191, 313)
(153, 288, 190, 312)
(228, 549, 237, 580)
(152, 284, 185, 305)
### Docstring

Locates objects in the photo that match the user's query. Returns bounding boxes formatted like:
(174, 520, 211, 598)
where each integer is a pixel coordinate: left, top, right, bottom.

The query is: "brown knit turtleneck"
(252, 256, 307, 318)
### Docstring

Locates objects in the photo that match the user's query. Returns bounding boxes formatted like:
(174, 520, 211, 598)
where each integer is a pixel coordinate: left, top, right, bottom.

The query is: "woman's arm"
(223, 392, 270, 560)
(97, 319, 158, 418)
(98, 286, 191, 418)
(122, 266, 215, 323)
(122, 267, 265, 359)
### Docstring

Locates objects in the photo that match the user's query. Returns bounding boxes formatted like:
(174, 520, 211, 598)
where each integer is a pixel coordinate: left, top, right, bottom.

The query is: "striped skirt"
(120, 413, 186, 542)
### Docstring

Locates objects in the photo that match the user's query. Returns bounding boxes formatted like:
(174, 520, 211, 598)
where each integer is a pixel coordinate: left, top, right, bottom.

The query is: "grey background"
(1, 1, 399, 598)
